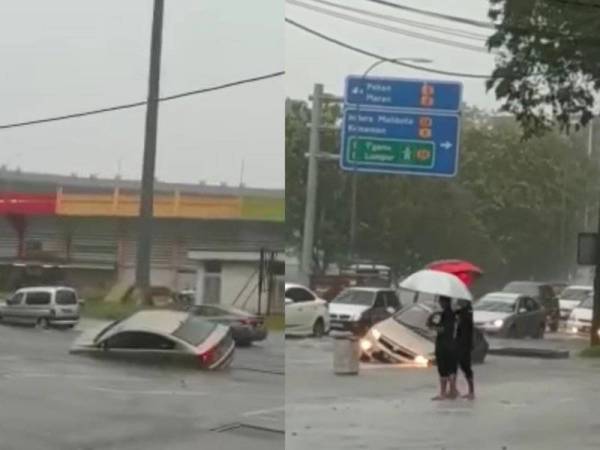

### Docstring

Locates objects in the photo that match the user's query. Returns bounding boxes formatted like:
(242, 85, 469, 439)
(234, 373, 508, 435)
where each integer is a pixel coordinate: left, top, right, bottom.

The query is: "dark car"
(328, 287, 403, 336)
(502, 281, 560, 332)
(191, 304, 267, 346)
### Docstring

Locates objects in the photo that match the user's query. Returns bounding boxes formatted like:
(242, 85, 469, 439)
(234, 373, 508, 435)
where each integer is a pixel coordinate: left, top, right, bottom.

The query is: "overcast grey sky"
(286, 0, 499, 110)
(0, 0, 284, 189)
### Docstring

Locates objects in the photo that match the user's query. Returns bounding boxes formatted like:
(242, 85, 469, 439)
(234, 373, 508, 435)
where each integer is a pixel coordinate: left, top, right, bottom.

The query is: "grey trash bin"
(332, 331, 360, 375)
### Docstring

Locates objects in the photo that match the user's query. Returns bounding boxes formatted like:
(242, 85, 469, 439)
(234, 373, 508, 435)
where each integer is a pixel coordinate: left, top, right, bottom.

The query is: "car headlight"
(490, 319, 504, 328)
(371, 328, 381, 340)
(414, 355, 428, 367)
(571, 326, 579, 333)
(360, 339, 373, 351)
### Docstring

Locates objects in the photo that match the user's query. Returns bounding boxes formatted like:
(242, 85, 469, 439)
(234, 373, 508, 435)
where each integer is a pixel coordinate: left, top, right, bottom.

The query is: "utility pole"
(349, 171, 357, 259)
(300, 84, 323, 281)
(136, 0, 164, 305)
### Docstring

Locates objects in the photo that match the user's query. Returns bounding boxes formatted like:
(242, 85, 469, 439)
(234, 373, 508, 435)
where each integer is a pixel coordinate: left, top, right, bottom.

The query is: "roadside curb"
(489, 347, 570, 359)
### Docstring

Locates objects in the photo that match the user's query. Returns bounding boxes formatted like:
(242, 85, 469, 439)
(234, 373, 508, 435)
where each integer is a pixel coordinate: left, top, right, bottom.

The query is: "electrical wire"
(302, 0, 489, 41)
(0, 71, 284, 131)
(288, 0, 491, 54)
(285, 17, 490, 79)
(363, 0, 495, 30)
(364, 0, 600, 45)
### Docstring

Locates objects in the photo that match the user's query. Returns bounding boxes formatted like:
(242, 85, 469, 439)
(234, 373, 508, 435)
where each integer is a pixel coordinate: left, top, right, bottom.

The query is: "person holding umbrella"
(428, 295, 458, 400)
(455, 299, 475, 399)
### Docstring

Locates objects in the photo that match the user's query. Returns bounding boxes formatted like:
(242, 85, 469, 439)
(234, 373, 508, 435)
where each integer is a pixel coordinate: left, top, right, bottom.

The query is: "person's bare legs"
(447, 374, 459, 399)
(432, 377, 448, 400)
(462, 377, 475, 400)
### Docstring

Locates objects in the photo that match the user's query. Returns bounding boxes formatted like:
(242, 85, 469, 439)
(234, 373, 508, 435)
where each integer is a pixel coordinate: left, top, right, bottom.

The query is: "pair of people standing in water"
(430, 296, 475, 401)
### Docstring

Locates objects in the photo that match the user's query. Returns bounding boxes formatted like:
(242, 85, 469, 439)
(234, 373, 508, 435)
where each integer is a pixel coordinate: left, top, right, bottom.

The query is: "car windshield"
(503, 282, 538, 296)
(474, 295, 516, 313)
(331, 290, 373, 306)
(94, 319, 124, 344)
(394, 304, 431, 329)
(560, 288, 592, 302)
(173, 315, 218, 346)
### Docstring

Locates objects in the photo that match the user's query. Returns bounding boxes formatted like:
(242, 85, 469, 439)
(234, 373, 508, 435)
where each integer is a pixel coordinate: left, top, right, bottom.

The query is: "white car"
(558, 285, 592, 320)
(284, 283, 330, 337)
(566, 294, 593, 336)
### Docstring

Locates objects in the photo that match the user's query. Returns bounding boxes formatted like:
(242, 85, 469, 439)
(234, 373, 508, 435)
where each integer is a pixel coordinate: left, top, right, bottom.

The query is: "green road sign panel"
(348, 138, 435, 169)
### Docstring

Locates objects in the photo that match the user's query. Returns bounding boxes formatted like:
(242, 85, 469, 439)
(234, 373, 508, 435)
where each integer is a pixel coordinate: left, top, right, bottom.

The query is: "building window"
(203, 260, 221, 304)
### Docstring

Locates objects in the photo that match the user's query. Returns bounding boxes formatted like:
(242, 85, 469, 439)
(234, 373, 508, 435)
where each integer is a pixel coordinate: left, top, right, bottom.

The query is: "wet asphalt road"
(286, 334, 600, 450)
(0, 320, 283, 450)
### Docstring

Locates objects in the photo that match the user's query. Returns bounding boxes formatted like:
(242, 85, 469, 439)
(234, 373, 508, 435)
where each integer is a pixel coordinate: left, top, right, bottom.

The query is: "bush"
(580, 346, 600, 358)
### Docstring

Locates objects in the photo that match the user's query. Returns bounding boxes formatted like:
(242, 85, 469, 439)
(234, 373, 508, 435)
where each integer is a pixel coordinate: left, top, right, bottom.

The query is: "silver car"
(474, 292, 546, 339)
(0, 286, 81, 328)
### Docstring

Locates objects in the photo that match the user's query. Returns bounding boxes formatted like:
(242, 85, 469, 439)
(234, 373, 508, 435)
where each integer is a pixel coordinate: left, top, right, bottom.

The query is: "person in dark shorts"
(429, 296, 458, 400)
(455, 299, 475, 399)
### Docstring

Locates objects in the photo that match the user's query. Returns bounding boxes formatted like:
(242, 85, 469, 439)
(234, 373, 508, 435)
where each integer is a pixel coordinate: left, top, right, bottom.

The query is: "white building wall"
(221, 262, 261, 312)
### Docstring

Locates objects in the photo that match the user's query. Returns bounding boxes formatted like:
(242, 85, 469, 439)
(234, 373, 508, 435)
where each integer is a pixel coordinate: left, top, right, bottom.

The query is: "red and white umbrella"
(425, 259, 483, 288)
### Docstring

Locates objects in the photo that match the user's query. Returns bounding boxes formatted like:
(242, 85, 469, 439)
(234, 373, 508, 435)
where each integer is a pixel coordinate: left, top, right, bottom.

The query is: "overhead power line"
(363, 0, 495, 30)
(302, 0, 489, 41)
(365, 0, 600, 45)
(285, 18, 489, 79)
(0, 71, 284, 130)
(288, 0, 491, 54)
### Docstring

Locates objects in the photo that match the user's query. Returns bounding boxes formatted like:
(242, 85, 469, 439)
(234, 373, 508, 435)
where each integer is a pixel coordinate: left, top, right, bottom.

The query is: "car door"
(527, 297, 545, 334)
(2, 292, 25, 322)
(285, 287, 317, 331)
(520, 297, 541, 337)
(384, 291, 402, 316)
(369, 291, 387, 325)
(102, 331, 188, 365)
(514, 297, 529, 337)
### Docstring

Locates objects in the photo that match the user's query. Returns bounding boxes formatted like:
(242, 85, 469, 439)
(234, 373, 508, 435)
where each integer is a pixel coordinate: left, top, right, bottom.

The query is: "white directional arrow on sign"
(440, 141, 453, 150)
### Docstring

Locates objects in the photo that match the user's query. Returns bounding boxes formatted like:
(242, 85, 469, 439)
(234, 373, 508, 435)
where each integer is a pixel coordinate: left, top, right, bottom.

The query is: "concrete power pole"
(136, 0, 164, 305)
(300, 84, 323, 281)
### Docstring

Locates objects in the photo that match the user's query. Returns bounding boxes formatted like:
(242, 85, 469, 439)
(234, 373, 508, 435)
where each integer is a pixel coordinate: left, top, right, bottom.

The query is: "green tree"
(487, 0, 600, 135)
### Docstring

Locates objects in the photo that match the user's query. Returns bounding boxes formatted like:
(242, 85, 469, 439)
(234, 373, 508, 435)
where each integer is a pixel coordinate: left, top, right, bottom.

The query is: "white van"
(0, 287, 81, 328)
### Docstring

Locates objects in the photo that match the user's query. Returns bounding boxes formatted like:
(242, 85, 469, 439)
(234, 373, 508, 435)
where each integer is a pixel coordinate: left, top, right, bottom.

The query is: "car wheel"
(236, 340, 252, 348)
(36, 317, 50, 329)
(507, 325, 517, 339)
(312, 318, 325, 338)
(549, 322, 559, 333)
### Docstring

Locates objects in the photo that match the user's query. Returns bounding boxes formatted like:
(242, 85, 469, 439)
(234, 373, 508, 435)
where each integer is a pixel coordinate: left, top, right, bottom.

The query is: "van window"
(25, 292, 51, 306)
(56, 290, 77, 305)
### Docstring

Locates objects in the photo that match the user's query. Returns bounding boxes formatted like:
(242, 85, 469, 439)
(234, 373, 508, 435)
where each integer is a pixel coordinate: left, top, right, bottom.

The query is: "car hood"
(328, 303, 370, 316)
(570, 308, 592, 321)
(559, 299, 583, 309)
(473, 311, 510, 324)
(371, 317, 434, 357)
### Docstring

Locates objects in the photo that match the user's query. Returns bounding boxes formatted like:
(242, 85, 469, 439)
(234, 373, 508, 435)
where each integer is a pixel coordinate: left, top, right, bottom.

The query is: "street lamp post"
(348, 57, 433, 260)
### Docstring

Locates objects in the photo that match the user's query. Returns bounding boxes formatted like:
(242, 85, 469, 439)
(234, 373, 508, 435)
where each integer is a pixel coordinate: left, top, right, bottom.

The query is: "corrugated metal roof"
(0, 169, 283, 199)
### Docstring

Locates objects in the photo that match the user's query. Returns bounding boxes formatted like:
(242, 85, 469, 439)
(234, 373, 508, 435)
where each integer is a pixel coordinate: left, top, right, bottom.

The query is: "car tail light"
(199, 349, 215, 366)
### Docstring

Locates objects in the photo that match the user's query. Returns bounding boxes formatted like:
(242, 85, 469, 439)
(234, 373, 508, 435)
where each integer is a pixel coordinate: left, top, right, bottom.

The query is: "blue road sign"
(341, 75, 462, 177)
(340, 108, 460, 177)
(345, 76, 462, 113)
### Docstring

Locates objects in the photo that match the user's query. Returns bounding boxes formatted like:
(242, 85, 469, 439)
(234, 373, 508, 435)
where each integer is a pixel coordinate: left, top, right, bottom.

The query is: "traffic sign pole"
(300, 84, 323, 279)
